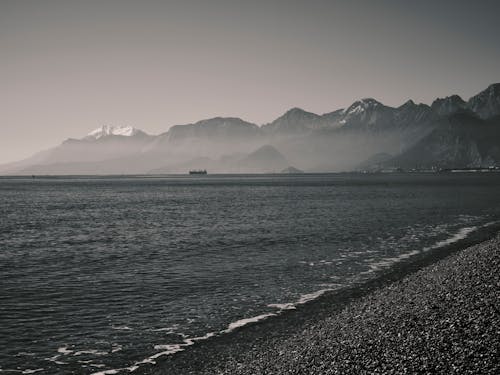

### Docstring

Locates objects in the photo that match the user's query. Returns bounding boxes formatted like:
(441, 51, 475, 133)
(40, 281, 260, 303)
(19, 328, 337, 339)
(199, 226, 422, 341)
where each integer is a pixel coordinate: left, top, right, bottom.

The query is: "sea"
(1, 173, 500, 374)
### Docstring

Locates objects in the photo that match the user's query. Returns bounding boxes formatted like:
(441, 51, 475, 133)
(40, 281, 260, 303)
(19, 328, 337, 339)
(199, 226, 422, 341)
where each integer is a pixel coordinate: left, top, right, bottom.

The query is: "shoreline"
(140, 223, 500, 374)
(2, 171, 500, 180)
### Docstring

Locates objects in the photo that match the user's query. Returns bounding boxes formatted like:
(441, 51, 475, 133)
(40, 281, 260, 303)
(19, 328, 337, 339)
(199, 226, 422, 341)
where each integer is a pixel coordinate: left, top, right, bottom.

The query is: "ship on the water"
(189, 170, 207, 175)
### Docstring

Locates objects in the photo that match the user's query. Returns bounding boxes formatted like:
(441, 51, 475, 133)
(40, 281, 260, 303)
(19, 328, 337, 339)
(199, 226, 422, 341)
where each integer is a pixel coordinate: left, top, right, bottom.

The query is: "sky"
(1, 0, 500, 164)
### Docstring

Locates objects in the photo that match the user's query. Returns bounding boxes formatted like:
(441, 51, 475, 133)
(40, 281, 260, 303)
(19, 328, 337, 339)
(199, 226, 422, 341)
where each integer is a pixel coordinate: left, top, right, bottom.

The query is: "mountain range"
(1, 83, 499, 174)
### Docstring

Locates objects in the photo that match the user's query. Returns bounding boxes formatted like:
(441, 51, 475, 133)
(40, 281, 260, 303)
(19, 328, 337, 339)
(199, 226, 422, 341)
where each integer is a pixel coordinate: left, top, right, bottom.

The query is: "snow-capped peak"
(86, 125, 142, 139)
(342, 98, 382, 115)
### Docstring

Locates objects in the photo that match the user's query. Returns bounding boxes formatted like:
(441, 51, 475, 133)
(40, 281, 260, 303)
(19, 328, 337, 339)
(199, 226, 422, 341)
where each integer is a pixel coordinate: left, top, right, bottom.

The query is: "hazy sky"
(2, 0, 500, 163)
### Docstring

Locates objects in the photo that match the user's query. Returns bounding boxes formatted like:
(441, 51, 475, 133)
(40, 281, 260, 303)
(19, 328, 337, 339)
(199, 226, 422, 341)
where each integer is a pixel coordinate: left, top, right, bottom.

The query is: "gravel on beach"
(152, 234, 500, 375)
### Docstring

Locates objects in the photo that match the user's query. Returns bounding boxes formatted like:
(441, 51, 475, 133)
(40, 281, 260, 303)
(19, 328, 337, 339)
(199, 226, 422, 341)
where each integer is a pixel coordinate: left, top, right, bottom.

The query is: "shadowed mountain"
(356, 152, 394, 171)
(262, 108, 324, 134)
(143, 117, 263, 161)
(2, 126, 153, 174)
(336, 99, 395, 131)
(53, 127, 153, 163)
(237, 145, 289, 172)
(377, 113, 500, 169)
(431, 95, 467, 116)
(321, 108, 344, 124)
(163, 117, 260, 141)
(148, 145, 289, 174)
(394, 100, 436, 127)
(2, 83, 499, 175)
(466, 83, 500, 119)
(148, 156, 215, 175)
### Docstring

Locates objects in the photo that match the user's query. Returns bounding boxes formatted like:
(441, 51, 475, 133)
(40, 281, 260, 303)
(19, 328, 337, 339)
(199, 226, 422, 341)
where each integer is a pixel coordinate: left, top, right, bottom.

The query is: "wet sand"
(147, 229, 500, 374)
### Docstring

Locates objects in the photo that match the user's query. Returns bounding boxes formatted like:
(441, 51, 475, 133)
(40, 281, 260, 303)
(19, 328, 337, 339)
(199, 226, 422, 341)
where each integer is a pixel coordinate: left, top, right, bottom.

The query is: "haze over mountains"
(2, 83, 499, 175)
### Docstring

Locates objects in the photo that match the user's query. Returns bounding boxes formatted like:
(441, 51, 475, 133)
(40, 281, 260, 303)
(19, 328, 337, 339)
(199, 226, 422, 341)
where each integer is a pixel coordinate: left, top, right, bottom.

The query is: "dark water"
(1, 173, 500, 374)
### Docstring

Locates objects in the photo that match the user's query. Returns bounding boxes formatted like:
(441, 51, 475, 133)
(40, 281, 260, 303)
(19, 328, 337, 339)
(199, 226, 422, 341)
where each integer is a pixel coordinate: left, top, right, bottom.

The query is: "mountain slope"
(262, 108, 324, 134)
(2, 126, 153, 174)
(466, 83, 500, 119)
(165, 117, 260, 141)
(2, 83, 500, 175)
(237, 145, 289, 172)
(431, 95, 466, 116)
(382, 113, 500, 169)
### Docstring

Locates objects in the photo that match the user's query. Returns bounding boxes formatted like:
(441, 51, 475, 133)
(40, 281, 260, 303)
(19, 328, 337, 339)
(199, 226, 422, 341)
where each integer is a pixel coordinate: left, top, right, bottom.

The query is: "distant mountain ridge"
(1, 83, 499, 174)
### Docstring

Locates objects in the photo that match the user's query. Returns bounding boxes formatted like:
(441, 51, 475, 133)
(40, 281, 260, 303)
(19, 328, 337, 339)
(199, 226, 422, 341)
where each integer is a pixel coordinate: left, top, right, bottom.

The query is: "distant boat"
(189, 170, 207, 175)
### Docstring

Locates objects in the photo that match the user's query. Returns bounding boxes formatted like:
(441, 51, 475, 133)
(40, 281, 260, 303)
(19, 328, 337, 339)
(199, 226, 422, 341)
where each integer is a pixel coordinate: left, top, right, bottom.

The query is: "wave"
(90, 288, 349, 375)
(92, 220, 498, 375)
(224, 313, 277, 332)
(268, 287, 343, 312)
(366, 221, 498, 273)
(422, 225, 479, 251)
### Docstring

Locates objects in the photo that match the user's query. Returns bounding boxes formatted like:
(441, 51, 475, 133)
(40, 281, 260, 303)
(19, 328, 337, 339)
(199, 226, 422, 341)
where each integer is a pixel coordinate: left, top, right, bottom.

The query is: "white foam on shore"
(268, 303, 296, 310)
(367, 249, 422, 272)
(153, 344, 183, 351)
(365, 223, 498, 274)
(422, 226, 477, 252)
(91, 310, 292, 375)
(224, 313, 277, 333)
(89, 335, 207, 375)
(91, 221, 500, 375)
(298, 289, 334, 304)
(268, 283, 345, 313)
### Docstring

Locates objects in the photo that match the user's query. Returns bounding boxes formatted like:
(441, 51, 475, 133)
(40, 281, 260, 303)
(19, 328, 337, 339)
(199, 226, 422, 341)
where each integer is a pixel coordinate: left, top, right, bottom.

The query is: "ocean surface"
(1, 173, 500, 374)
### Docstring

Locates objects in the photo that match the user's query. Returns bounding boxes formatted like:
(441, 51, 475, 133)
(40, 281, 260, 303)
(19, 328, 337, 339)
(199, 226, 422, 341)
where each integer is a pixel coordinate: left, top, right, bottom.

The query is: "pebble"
(149, 235, 500, 374)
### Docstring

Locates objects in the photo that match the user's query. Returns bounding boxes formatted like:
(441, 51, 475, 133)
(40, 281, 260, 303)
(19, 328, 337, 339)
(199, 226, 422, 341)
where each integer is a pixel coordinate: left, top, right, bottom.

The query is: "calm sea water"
(1, 173, 500, 374)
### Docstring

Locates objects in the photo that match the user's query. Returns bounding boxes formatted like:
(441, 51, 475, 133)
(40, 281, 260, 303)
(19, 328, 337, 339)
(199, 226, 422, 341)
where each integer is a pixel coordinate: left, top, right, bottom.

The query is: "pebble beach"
(149, 233, 500, 374)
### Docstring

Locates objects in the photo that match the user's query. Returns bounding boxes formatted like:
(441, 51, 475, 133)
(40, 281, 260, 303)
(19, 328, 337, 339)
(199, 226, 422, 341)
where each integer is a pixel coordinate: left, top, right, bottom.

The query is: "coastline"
(143, 224, 500, 374)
